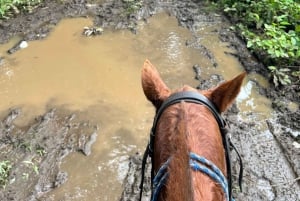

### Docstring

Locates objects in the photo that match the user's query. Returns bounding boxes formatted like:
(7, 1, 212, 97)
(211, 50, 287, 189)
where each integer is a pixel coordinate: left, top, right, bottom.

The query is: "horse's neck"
(164, 145, 193, 201)
(154, 103, 226, 201)
(186, 105, 226, 173)
(186, 104, 226, 201)
(154, 103, 193, 201)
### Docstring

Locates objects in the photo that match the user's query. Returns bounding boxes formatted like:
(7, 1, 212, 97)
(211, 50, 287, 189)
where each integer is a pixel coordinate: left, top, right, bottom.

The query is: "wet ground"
(0, 0, 299, 201)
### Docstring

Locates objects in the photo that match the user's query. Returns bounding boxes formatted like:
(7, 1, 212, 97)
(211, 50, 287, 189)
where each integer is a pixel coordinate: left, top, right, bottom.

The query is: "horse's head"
(141, 59, 245, 201)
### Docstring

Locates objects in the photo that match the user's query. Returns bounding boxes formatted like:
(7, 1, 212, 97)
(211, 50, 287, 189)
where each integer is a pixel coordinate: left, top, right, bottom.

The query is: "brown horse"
(140, 60, 245, 201)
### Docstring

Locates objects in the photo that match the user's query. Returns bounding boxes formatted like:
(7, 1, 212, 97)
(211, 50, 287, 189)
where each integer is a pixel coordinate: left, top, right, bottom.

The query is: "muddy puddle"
(193, 24, 272, 120)
(0, 12, 273, 200)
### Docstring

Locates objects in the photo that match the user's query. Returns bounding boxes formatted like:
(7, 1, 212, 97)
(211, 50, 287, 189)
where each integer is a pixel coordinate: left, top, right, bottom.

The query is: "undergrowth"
(214, 0, 300, 87)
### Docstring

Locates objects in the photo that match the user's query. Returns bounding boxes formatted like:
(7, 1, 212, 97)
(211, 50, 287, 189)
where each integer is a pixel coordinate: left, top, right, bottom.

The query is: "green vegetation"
(0, 160, 12, 188)
(268, 66, 292, 87)
(35, 145, 47, 156)
(0, 0, 43, 19)
(122, 0, 142, 16)
(215, 0, 300, 87)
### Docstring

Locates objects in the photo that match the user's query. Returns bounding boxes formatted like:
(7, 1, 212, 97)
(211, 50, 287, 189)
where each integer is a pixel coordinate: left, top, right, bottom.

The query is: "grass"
(0, 160, 12, 188)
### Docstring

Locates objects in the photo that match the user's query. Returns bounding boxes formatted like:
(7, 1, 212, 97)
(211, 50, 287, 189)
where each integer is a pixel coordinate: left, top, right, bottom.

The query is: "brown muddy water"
(0, 12, 272, 200)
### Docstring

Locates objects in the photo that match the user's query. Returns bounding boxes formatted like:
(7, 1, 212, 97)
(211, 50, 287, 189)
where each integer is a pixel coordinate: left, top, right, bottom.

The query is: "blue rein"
(151, 153, 233, 201)
(151, 158, 171, 201)
(189, 152, 231, 201)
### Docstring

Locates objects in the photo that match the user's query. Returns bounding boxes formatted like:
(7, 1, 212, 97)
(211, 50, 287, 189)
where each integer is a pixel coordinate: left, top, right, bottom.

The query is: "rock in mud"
(192, 64, 201, 80)
(7, 40, 28, 54)
(54, 171, 68, 188)
(78, 130, 98, 156)
(83, 26, 104, 37)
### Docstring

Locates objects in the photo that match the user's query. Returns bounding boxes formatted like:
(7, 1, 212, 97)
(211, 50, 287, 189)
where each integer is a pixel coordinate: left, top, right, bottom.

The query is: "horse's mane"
(154, 102, 193, 201)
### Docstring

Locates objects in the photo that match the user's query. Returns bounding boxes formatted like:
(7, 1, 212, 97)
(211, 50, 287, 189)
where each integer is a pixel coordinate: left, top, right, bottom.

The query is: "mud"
(120, 1, 300, 200)
(0, 0, 155, 45)
(0, 109, 98, 201)
(0, 0, 299, 200)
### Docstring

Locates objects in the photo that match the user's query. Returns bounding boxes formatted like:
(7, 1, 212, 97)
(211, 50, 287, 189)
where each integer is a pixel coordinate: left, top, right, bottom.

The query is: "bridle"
(139, 91, 243, 201)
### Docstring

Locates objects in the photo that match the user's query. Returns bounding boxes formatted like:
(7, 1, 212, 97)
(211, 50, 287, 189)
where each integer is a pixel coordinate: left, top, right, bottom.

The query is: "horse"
(140, 60, 245, 201)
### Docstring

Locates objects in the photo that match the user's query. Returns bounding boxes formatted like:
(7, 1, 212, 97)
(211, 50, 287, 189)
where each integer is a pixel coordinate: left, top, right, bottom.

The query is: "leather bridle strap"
(153, 91, 226, 131)
(148, 91, 226, 157)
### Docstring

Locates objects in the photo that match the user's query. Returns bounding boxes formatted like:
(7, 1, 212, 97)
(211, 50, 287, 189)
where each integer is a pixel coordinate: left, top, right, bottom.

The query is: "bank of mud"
(0, 109, 98, 200)
(0, 0, 299, 200)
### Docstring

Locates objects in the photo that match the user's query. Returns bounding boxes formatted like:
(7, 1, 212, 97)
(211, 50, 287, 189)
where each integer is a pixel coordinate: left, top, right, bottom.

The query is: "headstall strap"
(139, 91, 243, 201)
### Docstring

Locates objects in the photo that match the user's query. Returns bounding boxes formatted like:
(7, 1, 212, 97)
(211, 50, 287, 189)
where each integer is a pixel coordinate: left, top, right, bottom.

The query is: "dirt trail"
(0, 0, 299, 201)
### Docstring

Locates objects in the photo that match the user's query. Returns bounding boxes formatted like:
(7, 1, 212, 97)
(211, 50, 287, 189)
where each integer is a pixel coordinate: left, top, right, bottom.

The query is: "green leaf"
(267, 49, 275, 57)
(291, 37, 297, 46)
(279, 75, 291, 85)
(273, 75, 279, 87)
(256, 41, 263, 47)
(264, 40, 273, 48)
(264, 24, 271, 29)
(268, 66, 277, 71)
(224, 7, 236, 12)
(279, 21, 290, 26)
(292, 71, 300, 78)
(247, 41, 253, 48)
(288, 51, 295, 57)
(33, 166, 39, 175)
(279, 68, 290, 72)
(295, 25, 300, 33)
(275, 50, 281, 57)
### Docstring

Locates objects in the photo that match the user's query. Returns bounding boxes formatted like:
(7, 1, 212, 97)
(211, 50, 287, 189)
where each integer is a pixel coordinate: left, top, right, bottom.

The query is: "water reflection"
(162, 32, 184, 65)
(236, 76, 272, 118)
(237, 80, 256, 109)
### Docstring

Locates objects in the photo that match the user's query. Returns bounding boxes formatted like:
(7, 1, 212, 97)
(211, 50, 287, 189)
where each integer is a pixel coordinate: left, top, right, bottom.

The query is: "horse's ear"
(206, 72, 246, 113)
(141, 60, 171, 108)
